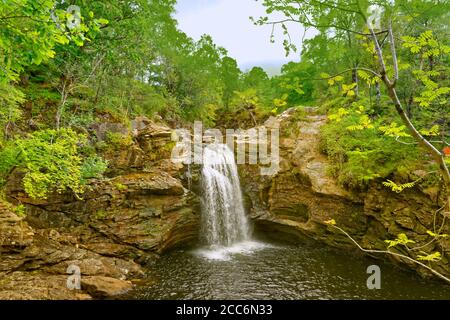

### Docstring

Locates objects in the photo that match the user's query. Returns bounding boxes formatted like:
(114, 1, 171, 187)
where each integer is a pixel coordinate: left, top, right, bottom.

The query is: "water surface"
(128, 240, 450, 300)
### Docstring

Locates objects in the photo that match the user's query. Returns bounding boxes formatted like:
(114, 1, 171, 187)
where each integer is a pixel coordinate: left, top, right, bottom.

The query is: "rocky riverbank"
(0, 119, 200, 299)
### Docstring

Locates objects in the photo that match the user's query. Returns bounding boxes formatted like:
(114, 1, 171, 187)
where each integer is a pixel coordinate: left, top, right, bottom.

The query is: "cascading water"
(200, 144, 251, 247)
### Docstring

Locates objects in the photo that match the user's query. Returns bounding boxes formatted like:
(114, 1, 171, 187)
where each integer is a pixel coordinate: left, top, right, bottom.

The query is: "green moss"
(146, 223, 163, 236)
(93, 210, 108, 220)
(13, 204, 26, 218)
(105, 132, 133, 151)
(114, 182, 128, 192)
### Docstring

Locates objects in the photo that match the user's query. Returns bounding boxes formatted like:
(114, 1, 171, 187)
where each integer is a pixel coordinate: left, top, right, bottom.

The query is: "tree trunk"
(375, 82, 381, 112)
(352, 68, 359, 98)
(385, 82, 450, 210)
(370, 25, 450, 211)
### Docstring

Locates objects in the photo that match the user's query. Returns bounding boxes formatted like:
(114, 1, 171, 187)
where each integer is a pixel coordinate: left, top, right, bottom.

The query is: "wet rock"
(81, 276, 133, 299)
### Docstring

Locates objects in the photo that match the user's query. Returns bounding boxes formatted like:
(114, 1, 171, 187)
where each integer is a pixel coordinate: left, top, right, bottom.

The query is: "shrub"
(15, 128, 89, 199)
(320, 104, 421, 189)
(80, 155, 108, 184)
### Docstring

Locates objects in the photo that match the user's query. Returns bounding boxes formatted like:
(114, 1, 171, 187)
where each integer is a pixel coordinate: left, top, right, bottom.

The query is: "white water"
(200, 144, 251, 248)
(195, 241, 271, 261)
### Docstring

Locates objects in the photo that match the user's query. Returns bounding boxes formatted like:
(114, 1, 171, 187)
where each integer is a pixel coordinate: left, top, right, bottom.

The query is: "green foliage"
(385, 233, 416, 249)
(417, 252, 442, 262)
(0, 0, 106, 82)
(379, 123, 411, 138)
(105, 132, 133, 151)
(321, 103, 420, 188)
(0, 83, 25, 137)
(15, 128, 90, 199)
(0, 141, 20, 186)
(80, 156, 108, 184)
(382, 179, 419, 193)
(426, 230, 448, 239)
(13, 204, 26, 218)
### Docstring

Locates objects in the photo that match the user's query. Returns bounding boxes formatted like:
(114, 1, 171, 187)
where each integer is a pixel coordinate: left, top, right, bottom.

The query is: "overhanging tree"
(255, 0, 450, 210)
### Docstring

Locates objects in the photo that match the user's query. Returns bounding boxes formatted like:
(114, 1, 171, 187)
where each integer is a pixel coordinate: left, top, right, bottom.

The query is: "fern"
(419, 125, 440, 136)
(385, 233, 416, 249)
(328, 108, 349, 122)
(346, 115, 374, 131)
(426, 230, 449, 238)
(382, 179, 418, 193)
(417, 252, 442, 262)
(379, 122, 411, 138)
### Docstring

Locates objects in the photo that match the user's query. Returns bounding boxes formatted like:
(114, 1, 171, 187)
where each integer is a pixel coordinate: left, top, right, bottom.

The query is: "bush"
(320, 104, 421, 189)
(80, 155, 108, 184)
(15, 128, 89, 199)
(105, 132, 133, 151)
(0, 141, 20, 186)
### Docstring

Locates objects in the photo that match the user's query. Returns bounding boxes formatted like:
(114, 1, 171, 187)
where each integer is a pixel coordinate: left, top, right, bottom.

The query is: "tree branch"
(388, 20, 399, 87)
(311, 67, 381, 81)
(329, 224, 450, 283)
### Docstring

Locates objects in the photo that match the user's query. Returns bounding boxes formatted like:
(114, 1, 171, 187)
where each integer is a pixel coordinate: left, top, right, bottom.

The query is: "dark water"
(128, 240, 450, 300)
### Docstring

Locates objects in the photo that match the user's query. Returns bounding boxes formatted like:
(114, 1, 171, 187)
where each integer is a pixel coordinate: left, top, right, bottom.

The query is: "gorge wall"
(0, 118, 200, 299)
(1, 108, 448, 300)
(239, 108, 450, 280)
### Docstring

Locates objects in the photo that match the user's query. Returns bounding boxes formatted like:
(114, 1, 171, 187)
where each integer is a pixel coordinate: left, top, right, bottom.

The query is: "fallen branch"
(327, 223, 450, 283)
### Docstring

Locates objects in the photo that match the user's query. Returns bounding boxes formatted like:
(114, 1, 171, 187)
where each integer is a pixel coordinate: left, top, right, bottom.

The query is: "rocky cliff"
(0, 118, 200, 299)
(240, 108, 450, 280)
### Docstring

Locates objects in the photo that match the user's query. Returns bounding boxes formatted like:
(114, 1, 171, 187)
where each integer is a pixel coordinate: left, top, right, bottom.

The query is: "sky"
(174, 0, 313, 73)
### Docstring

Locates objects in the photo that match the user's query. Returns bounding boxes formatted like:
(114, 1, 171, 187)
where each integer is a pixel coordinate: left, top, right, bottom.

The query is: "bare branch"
(329, 224, 450, 283)
(388, 20, 399, 86)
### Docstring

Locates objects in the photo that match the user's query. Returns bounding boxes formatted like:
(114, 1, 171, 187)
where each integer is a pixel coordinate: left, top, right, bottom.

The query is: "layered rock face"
(0, 119, 200, 299)
(240, 108, 450, 279)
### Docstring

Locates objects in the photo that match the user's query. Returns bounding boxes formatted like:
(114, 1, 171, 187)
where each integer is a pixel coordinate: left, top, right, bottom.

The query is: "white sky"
(174, 0, 310, 71)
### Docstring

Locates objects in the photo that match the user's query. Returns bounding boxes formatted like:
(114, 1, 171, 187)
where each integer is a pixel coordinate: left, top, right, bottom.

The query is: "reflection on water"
(128, 240, 450, 300)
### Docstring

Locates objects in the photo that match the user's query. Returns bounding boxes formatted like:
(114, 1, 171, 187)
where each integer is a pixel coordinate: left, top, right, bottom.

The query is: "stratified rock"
(81, 276, 133, 299)
(113, 172, 184, 196)
(0, 201, 34, 250)
(240, 107, 450, 280)
(1, 118, 201, 299)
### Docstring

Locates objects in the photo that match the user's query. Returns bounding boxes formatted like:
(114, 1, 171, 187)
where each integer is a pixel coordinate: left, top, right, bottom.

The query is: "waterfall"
(201, 144, 251, 246)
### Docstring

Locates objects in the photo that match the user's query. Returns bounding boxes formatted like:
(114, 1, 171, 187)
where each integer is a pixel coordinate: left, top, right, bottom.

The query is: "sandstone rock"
(0, 201, 34, 250)
(114, 172, 184, 195)
(0, 272, 91, 300)
(1, 116, 201, 299)
(395, 216, 415, 230)
(239, 107, 450, 280)
(91, 122, 130, 142)
(81, 276, 133, 298)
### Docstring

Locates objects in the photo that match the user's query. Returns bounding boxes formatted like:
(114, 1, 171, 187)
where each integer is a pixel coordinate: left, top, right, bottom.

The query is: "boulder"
(81, 276, 133, 299)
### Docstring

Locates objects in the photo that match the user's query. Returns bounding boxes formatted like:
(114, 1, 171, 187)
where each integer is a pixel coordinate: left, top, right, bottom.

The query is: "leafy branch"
(324, 219, 450, 283)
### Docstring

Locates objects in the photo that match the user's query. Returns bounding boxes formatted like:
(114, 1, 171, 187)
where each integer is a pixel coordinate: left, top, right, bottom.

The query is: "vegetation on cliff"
(0, 0, 449, 286)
